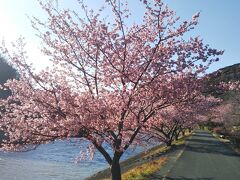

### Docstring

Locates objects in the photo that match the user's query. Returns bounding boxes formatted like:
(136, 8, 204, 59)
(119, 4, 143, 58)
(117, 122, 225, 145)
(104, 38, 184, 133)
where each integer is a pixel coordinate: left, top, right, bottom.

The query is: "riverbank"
(86, 133, 191, 180)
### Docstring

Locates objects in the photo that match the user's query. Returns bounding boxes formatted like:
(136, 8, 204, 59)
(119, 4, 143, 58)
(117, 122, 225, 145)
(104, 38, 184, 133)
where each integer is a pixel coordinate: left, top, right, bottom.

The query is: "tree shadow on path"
(184, 133, 240, 157)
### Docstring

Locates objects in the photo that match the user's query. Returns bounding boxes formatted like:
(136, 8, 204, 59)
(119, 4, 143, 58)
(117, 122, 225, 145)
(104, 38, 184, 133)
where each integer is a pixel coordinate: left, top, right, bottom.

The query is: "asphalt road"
(165, 130, 240, 180)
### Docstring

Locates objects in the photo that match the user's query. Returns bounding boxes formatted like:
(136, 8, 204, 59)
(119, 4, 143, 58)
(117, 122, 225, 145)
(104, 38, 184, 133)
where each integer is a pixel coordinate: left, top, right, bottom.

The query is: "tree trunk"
(182, 130, 185, 136)
(166, 141, 172, 146)
(188, 128, 192, 133)
(175, 133, 179, 141)
(165, 138, 172, 146)
(111, 153, 122, 180)
(175, 129, 182, 141)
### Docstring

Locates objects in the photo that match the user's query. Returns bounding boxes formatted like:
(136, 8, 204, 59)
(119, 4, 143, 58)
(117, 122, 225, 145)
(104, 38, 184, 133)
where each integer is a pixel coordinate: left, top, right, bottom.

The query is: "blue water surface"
(0, 140, 150, 180)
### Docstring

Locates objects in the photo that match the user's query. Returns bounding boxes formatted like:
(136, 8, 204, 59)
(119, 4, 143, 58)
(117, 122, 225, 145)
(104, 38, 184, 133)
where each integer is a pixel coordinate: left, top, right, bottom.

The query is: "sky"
(0, 0, 239, 73)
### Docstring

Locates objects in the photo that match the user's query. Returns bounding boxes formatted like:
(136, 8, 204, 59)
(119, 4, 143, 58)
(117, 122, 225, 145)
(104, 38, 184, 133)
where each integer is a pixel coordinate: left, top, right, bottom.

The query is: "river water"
(0, 140, 148, 180)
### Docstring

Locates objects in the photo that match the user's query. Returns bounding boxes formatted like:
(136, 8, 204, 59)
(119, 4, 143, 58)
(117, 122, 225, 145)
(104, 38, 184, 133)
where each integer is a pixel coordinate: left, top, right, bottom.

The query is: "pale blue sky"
(0, 0, 239, 72)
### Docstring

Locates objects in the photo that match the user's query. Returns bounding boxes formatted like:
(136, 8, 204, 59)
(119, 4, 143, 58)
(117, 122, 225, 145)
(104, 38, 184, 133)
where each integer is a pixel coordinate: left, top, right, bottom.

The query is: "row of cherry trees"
(144, 95, 223, 146)
(0, 0, 224, 179)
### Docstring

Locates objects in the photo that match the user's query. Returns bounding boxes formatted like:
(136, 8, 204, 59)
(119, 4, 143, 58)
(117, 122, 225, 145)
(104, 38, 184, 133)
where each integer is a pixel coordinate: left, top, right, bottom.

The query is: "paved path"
(164, 130, 240, 180)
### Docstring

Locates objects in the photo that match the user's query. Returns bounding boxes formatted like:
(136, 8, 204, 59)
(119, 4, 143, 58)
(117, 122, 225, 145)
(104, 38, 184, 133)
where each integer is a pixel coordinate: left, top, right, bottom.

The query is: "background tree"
(0, 56, 18, 144)
(0, 56, 18, 99)
(0, 0, 223, 179)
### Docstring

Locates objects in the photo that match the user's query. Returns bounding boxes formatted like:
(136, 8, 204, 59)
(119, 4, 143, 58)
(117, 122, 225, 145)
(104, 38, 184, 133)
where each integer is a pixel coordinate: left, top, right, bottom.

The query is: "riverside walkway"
(152, 130, 240, 180)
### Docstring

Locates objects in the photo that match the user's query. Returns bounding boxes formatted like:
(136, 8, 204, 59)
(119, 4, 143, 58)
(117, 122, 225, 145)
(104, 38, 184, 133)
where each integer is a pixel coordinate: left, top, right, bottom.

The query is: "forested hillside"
(207, 63, 240, 84)
(205, 63, 240, 98)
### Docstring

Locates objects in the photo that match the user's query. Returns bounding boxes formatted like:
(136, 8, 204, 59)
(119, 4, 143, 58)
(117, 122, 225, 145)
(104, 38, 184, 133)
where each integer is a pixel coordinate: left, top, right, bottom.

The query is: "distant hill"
(208, 63, 240, 84)
(206, 63, 240, 98)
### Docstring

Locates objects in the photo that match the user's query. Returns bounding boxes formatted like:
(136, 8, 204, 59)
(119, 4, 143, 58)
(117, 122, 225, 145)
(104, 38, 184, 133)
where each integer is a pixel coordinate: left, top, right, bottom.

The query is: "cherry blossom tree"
(0, 0, 223, 179)
(146, 105, 187, 146)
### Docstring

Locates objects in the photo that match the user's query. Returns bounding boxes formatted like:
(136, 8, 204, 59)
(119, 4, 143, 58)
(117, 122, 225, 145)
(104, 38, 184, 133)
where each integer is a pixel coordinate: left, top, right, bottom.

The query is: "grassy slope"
(86, 134, 190, 180)
(121, 139, 185, 180)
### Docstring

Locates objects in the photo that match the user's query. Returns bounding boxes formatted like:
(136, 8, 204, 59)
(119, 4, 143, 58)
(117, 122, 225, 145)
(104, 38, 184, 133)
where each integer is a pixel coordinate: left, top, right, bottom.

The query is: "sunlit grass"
(121, 138, 185, 180)
(122, 157, 167, 180)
